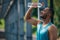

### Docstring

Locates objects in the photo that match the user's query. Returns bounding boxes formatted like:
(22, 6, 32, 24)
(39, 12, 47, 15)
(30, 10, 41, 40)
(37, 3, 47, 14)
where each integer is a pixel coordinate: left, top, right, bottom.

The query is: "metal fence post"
(17, 0, 25, 40)
(25, 0, 32, 40)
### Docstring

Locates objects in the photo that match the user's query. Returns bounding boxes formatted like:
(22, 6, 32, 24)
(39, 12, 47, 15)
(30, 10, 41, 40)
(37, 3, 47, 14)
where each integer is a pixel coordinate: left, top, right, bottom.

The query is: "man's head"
(40, 7, 52, 20)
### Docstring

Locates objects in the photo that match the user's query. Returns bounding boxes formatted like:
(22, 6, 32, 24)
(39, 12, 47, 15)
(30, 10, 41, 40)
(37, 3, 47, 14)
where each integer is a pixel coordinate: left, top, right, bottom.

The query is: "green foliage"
(0, 19, 5, 29)
(54, 0, 60, 37)
(32, 26, 37, 33)
(32, 8, 37, 17)
(32, 0, 38, 3)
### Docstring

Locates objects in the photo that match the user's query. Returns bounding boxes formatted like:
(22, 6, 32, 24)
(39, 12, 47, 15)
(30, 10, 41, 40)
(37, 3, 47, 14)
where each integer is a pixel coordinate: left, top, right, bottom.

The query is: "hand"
(31, 3, 38, 8)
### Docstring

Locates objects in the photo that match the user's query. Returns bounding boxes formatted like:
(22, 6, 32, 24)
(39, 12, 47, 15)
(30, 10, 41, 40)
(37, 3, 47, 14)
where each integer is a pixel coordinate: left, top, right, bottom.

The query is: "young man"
(24, 3, 57, 40)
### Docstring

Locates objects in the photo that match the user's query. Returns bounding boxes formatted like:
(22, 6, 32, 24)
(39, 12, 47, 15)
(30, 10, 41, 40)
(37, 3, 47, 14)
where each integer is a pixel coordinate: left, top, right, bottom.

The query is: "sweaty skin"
(24, 4, 57, 40)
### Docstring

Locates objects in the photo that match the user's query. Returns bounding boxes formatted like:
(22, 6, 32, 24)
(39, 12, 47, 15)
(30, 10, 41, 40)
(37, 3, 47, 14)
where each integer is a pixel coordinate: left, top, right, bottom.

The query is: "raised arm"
(24, 7, 39, 26)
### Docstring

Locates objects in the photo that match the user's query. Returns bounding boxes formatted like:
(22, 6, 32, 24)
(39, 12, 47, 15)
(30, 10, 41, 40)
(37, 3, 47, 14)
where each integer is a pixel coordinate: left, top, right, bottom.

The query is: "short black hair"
(49, 7, 54, 19)
(39, 7, 53, 16)
(49, 8, 53, 16)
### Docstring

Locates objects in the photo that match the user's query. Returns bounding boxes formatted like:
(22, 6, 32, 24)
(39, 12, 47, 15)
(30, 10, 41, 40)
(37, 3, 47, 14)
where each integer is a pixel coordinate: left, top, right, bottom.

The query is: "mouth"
(40, 14, 47, 19)
(40, 15, 44, 18)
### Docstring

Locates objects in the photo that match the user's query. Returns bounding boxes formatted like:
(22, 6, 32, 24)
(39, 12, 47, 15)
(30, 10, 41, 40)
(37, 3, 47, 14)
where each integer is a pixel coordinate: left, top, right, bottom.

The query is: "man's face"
(40, 7, 50, 19)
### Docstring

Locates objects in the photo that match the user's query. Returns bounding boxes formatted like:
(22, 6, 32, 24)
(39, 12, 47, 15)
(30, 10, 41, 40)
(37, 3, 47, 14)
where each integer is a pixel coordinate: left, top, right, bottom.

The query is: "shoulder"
(48, 24, 57, 36)
(48, 24, 57, 40)
(48, 24, 57, 31)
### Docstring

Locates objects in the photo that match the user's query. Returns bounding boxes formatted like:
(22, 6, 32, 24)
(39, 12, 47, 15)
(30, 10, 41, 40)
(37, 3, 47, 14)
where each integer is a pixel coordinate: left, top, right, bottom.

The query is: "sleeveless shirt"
(37, 22, 52, 40)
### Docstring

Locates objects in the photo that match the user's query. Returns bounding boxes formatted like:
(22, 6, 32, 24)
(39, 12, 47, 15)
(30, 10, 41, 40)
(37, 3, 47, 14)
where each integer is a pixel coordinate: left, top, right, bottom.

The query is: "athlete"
(24, 3, 57, 40)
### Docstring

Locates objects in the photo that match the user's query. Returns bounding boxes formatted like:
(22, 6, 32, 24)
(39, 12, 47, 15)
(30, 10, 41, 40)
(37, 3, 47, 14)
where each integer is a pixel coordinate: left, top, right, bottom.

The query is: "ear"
(49, 13, 52, 18)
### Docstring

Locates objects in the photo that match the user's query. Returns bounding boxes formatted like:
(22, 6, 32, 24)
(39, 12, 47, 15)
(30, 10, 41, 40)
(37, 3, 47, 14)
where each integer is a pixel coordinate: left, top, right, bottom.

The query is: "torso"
(37, 22, 52, 40)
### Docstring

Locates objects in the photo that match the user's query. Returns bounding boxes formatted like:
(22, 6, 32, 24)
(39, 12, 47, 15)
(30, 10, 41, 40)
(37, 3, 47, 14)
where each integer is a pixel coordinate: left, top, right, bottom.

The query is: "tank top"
(37, 22, 52, 40)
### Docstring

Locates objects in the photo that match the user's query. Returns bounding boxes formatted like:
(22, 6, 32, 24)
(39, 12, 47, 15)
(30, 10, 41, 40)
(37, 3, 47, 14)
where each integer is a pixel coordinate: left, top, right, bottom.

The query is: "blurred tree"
(0, 20, 2, 25)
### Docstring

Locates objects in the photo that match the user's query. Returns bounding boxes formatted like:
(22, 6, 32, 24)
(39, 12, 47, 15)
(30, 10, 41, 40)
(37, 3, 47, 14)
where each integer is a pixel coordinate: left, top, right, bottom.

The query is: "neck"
(43, 19, 51, 25)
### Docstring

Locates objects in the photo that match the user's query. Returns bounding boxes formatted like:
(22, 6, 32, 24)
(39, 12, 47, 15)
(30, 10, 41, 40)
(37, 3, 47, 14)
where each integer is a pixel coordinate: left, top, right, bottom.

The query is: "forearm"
(25, 7, 33, 20)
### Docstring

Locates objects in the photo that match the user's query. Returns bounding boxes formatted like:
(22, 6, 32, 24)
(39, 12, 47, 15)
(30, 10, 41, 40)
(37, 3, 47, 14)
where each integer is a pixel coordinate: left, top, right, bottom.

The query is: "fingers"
(31, 3, 38, 8)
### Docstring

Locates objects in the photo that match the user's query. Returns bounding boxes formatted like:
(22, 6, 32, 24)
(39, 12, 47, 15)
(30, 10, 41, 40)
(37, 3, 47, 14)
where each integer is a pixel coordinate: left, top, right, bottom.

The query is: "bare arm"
(24, 7, 40, 26)
(24, 3, 43, 26)
(48, 25, 57, 40)
(24, 7, 33, 20)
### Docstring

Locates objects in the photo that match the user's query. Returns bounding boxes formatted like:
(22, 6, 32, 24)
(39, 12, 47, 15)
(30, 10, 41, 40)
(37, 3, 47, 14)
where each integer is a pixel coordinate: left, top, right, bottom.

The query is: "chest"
(37, 23, 50, 35)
